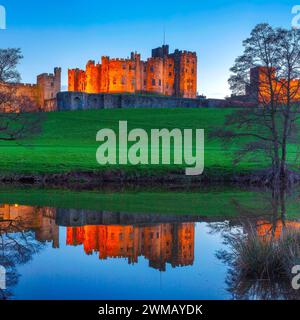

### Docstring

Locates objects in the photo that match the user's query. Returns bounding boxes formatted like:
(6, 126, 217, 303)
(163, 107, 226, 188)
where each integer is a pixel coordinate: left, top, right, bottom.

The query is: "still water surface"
(0, 187, 298, 300)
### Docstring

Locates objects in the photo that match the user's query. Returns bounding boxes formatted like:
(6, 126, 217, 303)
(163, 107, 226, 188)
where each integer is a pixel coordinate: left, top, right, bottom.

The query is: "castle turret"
(37, 67, 62, 110)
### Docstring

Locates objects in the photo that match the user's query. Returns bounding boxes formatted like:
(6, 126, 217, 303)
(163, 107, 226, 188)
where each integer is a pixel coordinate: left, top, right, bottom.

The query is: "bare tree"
(0, 48, 23, 83)
(0, 48, 44, 141)
(0, 216, 45, 299)
(212, 24, 300, 187)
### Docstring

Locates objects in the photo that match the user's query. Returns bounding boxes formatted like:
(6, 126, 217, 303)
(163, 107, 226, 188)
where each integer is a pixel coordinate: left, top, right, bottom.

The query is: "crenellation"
(68, 44, 197, 98)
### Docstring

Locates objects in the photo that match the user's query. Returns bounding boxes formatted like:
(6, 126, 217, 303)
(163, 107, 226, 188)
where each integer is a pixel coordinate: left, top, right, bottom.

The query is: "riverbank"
(1, 168, 300, 189)
(1, 108, 299, 186)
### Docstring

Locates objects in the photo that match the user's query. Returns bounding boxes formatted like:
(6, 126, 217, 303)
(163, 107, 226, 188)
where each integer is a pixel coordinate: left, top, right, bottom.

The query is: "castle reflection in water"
(2, 204, 300, 272)
(67, 224, 194, 271)
(0, 204, 195, 271)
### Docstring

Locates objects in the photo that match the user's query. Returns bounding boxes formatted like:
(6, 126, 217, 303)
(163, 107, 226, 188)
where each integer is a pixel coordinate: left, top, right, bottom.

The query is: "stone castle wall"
(57, 91, 231, 111)
(0, 67, 61, 112)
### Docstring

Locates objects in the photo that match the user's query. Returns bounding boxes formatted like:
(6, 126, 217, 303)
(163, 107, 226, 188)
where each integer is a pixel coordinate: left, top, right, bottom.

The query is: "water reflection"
(213, 189, 300, 300)
(0, 204, 59, 248)
(67, 223, 194, 271)
(1, 205, 196, 271)
(0, 193, 299, 300)
(0, 204, 47, 299)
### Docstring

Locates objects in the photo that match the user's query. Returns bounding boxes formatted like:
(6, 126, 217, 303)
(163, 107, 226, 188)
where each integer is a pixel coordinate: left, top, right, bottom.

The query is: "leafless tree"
(0, 48, 44, 142)
(212, 24, 300, 187)
(0, 216, 45, 299)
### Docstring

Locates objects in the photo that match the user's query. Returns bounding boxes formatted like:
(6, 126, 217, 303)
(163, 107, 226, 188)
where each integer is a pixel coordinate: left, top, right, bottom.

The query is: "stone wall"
(56, 208, 201, 227)
(1, 67, 61, 112)
(57, 91, 236, 111)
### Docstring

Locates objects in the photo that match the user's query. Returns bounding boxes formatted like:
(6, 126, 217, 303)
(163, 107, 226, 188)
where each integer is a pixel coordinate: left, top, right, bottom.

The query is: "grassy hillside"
(0, 108, 297, 176)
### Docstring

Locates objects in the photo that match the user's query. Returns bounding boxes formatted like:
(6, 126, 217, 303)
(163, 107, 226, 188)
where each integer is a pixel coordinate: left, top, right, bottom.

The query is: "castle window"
(150, 66, 154, 73)
(158, 79, 162, 86)
(187, 59, 190, 64)
(169, 63, 172, 67)
(121, 76, 126, 85)
(51, 82, 54, 87)
(113, 77, 117, 85)
(192, 69, 194, 74)
(144, 80, 147, 86)
(152, 79, 156, 86)
(122, 64, 126, 70)
(144, 66, 147, 72)
(169, 72, 172, 77)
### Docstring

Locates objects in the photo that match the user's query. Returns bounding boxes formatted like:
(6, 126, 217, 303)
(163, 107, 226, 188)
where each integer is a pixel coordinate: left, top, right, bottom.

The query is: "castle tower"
(37, 67, 61, 108)
(173, 50, 197, 98)
(85, 60, 101, 93)
(247, 66, 276, 103)
(100, 56, 109, 92)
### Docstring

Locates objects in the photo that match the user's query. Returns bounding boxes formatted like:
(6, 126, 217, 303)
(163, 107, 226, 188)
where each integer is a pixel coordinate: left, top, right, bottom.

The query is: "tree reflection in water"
(0, 217, 45, 299)
(214, 189, 300, 300)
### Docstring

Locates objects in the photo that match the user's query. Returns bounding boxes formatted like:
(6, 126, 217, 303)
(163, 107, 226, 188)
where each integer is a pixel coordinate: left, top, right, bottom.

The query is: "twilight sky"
(0, 0, 296, 98)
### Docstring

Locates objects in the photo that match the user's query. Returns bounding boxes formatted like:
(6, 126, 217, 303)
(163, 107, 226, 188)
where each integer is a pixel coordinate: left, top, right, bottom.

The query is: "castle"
(246, 66, 300, 103)
(0, 67, 61, 112)
(68, 45, 197, 98)
(5, 47, 298, 113)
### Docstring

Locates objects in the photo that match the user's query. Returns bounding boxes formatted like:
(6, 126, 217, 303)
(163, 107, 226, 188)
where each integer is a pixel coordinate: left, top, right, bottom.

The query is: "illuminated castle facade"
(68, 45, 197, 99)
(247, 66, 300, 103)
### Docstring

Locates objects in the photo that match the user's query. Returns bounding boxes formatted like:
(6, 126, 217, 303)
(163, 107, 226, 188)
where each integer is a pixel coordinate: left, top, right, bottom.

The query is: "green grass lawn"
(0, 108, 298, 176)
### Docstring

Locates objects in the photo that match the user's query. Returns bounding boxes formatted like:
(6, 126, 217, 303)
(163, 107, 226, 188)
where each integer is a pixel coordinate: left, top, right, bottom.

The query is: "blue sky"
(0, 0, 296, 98)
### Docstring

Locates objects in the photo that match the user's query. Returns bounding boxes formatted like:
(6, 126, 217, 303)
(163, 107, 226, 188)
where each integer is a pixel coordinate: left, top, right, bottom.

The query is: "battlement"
(174, 49, 197, 56)
(110, 58, 130, 62)
(37, 67, 61, 80)
(10, 82, 37, 88)
(68, 44, 197, 98)
(37, 73, 53, 78)
(86, 60, 96, 66)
